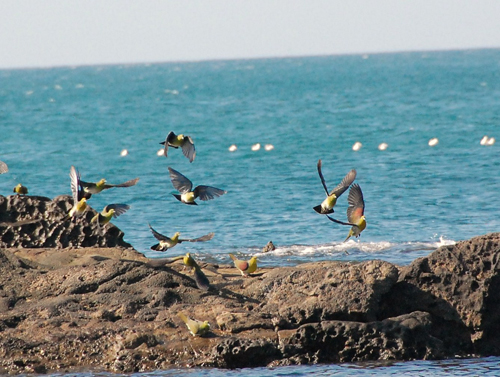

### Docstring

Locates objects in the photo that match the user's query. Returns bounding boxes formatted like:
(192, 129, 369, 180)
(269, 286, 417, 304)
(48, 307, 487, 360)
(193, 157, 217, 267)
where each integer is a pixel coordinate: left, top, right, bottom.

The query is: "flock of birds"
(1, 131, 367, 337)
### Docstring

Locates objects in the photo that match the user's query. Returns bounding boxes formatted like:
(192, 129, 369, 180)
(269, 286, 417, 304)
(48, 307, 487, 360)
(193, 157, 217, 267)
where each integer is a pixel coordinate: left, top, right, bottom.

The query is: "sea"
(1, 48, 500, 375)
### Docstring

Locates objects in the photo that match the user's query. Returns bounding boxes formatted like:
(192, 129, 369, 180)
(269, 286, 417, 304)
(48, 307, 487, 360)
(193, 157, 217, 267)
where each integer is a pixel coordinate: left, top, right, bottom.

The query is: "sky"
(1, 0, 500, 69)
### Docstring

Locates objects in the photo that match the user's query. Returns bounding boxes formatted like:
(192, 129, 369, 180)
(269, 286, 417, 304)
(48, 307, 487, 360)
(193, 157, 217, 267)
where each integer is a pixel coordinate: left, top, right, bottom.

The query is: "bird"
(68, 166, 87, 218)
(262, 241, 276, 253)
(0, 160, 8, 174)
(149, 223, 214, 252)
(78, 175, 139, 200)
(184, 253, 211, 290)
(177, 312, 210, 337)
(229, 254, 258, 277)
(91, 203, 130, 227)
(313, 160, 356, 215)
(168, 167, 227, 205)
(160, 131, 196, 163)
(327, 183, 366, 243)
(13, 183, 28, 195)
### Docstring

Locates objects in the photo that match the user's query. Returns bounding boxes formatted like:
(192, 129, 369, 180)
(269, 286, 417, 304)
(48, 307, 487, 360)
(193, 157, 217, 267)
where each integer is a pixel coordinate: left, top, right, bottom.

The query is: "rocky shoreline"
(1, 194, 500, 374)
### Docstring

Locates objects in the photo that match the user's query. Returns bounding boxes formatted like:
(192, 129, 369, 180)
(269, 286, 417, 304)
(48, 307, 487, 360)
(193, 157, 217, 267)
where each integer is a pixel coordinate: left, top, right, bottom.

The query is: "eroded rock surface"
(1, 195, 500, 373)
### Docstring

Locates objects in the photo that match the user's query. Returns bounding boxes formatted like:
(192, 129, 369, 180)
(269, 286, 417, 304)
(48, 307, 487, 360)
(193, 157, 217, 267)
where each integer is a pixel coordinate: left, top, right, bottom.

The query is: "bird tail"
(193, 266, 210, 291)
(229, 253, 237, 262)
(177, 312, 188, 324)
(313, 205, 333, 214)
(150, 243, 165, 251)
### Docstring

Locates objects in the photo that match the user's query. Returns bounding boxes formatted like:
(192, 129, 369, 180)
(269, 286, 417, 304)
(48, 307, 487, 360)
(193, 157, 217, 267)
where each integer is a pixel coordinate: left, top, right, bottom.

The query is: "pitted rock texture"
(0, 195, 131, 248)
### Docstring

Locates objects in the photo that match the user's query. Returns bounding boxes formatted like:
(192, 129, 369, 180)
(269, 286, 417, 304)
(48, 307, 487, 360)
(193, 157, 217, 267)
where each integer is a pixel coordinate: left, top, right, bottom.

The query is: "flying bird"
(0, 161, 8, 174)
(177, 312, 210, 337)
(160, 131, 196, 162)
(149, 223, 214, 252)
(78, 175, 139, 200)
(229, 254, 258, 277)
(91, 203, 130, 227)
(327, 183, 366, 243)
(68, 166, 87, 218)
(313, 160, 356, 215)
(168, 167, 226, 205)
(13, 183, 28, 195)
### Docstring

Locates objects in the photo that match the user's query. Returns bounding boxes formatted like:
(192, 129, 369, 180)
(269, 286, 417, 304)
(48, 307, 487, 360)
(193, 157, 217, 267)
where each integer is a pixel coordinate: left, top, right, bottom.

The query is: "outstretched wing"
(326, 215, 355, 226)
(317, 159, 330, 195)
(180, 232, 215, 243)
(168, 167, 193, 194)
(103, 203, 130, 218)
(69, 165, 81, 203)
(148, 223, 172, 241)
(181, 136, 196, 163)
(194, 185, 227, 201)
(346, 184, 365, 224)
(0, 160, 8, 174)
(104, 177, 140, 189)
(330, 169, 357, 197)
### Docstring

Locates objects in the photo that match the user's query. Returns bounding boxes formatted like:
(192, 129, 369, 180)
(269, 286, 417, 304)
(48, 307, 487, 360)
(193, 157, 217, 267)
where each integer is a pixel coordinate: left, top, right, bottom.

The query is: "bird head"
(108, 208, 116, 216)
(177, 134, 184, 140)
(97, 179, 106, 186)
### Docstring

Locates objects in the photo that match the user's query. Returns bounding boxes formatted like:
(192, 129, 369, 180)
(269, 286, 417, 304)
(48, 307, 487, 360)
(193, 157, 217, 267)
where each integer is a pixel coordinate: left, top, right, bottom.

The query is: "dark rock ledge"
(1, 194, 500, 374)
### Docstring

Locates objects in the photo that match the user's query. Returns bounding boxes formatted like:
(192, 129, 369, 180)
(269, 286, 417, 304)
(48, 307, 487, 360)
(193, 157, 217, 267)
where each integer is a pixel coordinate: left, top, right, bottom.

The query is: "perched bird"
(68, 166, 87, 218)
(262, 241, 276, 253)
(167, 252, 211, 290)
(0, 160, 8, 174)
(149, 223, 214, 252)
(313, 160, 356, 215)
(78, 175, 139, 200)
(177, 312, 210, 337)
(327, 183, 366, 243)
(168, 167, 226, 205)
(161, 131, 196, 163)
(91, 203, 130, 227)
(229, 254, 258, 277)
(13, 183, 28, 195)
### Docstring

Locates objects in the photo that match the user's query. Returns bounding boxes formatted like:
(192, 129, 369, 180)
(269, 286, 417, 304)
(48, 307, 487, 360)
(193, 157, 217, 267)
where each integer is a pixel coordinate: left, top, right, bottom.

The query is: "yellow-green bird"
(177, 312, 210, 337)
(68, 166, 87, 218)
(91, 203, 130, 227)
(0, 160, 8, 174)
(168, 252, 211, 290)
(229, 254, 258, 277)
(78, 175, 139, 200)
(313, 160, 356, 215)
(149, 223, 215, 252)
(160, 131, 196, 163)
(168, 167, 227, 205)
(13, 183, 28, 195)
(327, 183, 366, 243)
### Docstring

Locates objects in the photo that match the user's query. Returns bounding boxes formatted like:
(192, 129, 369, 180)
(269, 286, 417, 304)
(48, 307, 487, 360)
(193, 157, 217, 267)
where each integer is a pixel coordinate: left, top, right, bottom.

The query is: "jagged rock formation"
(0, 195, 131, 248)
(1, 195, 500, 373)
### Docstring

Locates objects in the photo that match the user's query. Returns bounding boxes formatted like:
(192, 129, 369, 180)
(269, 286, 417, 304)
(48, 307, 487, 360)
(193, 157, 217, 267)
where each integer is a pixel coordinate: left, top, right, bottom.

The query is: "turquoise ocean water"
(1, 49, 500, 374)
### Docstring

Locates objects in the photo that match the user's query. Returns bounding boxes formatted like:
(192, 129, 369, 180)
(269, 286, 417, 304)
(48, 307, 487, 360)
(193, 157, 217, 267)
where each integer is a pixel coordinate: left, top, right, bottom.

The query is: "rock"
(3, 193, 500, 372)
(0, 195, 131, 248)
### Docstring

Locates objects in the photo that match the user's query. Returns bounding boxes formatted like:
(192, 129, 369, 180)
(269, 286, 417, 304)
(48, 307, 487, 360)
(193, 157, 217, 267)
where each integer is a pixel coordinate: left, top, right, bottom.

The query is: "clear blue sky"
(1, 0, 500, 69)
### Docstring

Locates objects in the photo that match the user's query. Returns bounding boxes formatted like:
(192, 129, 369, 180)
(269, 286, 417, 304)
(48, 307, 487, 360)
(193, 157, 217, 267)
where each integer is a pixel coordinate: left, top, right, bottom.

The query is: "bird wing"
(193, 266, 210, 291)
(103, 203, 130, 217)
(103, 177, 140, 189)
(69, 166, 81, 203)
(346, 184, 365, 223)
(181, 136, 196, 162)
(166, 131, 176, 144)
(330, 169, 357, 197)
(180, 232, 215, 243)
(193, 185, 227, 201)
(317, 159, 330, 195)
(148, 223, 172, 241)
(168, 167, 193, 194)
(0, 160, 8, 174)
(326, 215, 355, 226)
